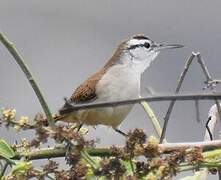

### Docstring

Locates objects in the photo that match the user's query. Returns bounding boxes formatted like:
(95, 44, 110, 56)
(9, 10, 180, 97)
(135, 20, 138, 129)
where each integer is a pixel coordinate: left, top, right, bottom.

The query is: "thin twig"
(208, 79, 221, 86)
(196, 53, 213, 83)
(59, 93, 221, 114)
(159, 140, 221, 152)
(160, 53, 196, 143)
(0, 32, 55, 128)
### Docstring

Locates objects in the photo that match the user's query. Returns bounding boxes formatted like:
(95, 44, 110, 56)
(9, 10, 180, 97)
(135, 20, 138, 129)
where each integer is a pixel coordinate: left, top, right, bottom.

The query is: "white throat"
(121, 50, 159, 74)
(96, 47, 159, 102)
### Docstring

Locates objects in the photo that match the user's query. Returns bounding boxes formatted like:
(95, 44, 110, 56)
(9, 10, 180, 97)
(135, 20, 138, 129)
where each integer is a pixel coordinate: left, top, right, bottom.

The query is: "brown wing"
(59, 70, 104, 114)
(70, 40, 127, 103)
(71, 68, 106, 103)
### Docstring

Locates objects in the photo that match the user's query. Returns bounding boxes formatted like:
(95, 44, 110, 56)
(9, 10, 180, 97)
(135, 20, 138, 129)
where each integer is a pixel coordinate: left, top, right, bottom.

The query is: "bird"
(57, 34, 183, 135)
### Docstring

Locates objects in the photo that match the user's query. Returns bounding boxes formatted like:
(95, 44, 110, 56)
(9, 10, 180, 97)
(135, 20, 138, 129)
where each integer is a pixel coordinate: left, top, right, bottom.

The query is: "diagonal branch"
(160, 53, 196, 143)
(0, 32, 55, 128)
(196, 53, 213, 83)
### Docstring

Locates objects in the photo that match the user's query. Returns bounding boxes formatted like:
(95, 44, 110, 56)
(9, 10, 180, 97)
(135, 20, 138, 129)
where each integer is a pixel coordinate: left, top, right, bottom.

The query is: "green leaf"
(0, 139, 15, 159)
(203, 149, 221, 159)
(12, 161, 32, 175)
(85, 168, 96, 180)
(122, 160, 135, 176)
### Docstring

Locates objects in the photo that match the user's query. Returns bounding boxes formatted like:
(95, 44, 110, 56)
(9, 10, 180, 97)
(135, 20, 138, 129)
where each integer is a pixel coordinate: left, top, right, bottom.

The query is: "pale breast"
(84, 64, 140, 127)
(96, 64, 141, 101)
(62, 64, 141, 128)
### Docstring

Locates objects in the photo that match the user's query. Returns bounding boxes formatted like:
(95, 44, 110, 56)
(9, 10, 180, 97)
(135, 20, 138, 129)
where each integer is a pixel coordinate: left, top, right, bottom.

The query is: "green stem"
(129, 158, 135, 175)
(140, 100, 163, 139)
(8, 140, 221, 161)
(80, 150, 98, 170)
(0, 32, 55, 128)
(63, 137, 98, 170)
(0, 162, 9, 179)
(179, 162, 221, 172)
(15, 146, 112, 160)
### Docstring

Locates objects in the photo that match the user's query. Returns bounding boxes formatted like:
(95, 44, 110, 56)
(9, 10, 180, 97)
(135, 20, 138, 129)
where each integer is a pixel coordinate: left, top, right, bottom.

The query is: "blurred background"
(1, 1, 221, 179)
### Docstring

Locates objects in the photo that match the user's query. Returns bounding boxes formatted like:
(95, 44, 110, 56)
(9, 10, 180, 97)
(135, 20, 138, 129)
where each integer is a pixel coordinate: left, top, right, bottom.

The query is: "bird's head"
(114, 34, 184, 73)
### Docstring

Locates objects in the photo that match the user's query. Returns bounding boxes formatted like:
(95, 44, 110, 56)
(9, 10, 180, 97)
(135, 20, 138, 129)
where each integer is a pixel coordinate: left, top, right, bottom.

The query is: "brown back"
(69, 40, 127, 104)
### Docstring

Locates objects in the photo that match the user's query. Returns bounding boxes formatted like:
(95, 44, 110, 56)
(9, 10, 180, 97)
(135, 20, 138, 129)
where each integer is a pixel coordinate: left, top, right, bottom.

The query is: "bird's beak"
(154, 43, 184, 51)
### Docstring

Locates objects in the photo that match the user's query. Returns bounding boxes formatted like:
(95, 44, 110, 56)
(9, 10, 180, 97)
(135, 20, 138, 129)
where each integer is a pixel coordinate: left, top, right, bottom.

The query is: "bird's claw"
(203, 80, 221, 90)
(64, 97, 73, 108)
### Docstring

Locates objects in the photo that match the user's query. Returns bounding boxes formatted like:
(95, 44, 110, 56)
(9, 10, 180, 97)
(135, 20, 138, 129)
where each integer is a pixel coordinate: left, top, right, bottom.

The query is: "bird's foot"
(64, 140, 73, 161)
(114, 128, 128, 137)
(77, 123, 84, 132)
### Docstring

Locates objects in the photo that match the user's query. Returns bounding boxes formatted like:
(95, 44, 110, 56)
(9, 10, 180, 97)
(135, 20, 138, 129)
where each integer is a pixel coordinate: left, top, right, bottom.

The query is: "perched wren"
(58, 34, 183, 135)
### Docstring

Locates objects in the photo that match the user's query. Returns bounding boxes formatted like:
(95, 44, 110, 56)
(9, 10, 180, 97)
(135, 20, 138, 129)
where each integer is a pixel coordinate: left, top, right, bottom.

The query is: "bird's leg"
(65, 124, 83, 159)
(114, 128, 128, 137)
(77, 123, 84, 132)
(63, 137, 74, 161)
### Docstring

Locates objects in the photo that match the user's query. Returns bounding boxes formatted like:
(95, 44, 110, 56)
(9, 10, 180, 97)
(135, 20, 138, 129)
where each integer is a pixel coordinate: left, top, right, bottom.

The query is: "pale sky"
(1, 1, 221, 179)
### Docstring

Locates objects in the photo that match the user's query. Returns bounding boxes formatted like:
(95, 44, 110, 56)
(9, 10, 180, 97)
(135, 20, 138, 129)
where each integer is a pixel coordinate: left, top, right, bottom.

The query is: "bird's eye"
(144, 42, 150, 49)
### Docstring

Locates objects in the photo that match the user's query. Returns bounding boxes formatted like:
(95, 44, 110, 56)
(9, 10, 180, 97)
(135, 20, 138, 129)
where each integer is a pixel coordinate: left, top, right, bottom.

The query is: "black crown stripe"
(132, 35, 149, 40)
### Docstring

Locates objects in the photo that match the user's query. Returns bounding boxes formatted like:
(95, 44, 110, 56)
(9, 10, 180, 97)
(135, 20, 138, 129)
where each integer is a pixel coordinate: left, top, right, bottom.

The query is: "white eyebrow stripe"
(128, 39, 148, 46)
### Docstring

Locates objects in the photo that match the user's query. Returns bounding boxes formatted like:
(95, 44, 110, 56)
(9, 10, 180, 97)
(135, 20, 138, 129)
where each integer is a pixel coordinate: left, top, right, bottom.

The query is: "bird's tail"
(53, 114, 68, 121)
(40, 114, 70, 126)
(52, 113, 79, 124)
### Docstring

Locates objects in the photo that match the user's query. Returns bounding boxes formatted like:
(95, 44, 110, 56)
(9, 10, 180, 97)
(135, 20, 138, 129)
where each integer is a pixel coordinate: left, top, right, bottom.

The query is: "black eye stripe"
(128, 44, 141, 50)
(128, 42, 150, 50)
